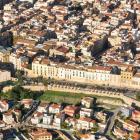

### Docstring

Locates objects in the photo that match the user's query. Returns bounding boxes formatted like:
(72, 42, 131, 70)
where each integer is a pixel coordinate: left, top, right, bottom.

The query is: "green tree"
(131, 135, 135, 139)
(42, 78, 47, 86)
(75, 113, 80, 119)
(15, 71, 21, 78)
(20, 92, 26, 100)
(91, 125, 99, 132)
(136, 93, 140, 101)
(18, 76, 24, 85)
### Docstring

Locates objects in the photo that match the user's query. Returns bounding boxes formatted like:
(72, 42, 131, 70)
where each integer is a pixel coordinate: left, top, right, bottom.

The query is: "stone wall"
(48, 84, 140, 107)
(2, 85, 47, 92)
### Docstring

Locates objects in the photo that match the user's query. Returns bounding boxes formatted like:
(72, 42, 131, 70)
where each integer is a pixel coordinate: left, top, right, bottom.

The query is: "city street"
(104, 108, 119, 137)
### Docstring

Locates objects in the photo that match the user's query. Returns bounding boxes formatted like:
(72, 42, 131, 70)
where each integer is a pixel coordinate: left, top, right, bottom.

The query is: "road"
(104, 108, 119, 137)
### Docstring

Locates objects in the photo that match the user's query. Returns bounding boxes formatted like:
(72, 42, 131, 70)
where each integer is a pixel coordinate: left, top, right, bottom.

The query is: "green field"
(36, 90, 124, 106)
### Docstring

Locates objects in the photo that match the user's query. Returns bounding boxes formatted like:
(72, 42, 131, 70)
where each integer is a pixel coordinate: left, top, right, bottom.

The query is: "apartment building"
(96, 112, 108, 122)
(0, 70, 11, 82)
(123, 120, 139, 131)
(120, 104, 135, 117)
(77, 117, 96, 130)
(10, 53, 29, 70)
(0, 46, 12, 64)
(53, 113, 65, 127)
(120, 67, 137, 87)
(31, 112, 43, 124)
(132, 110, 140, 122)
(29, 129, 52, 140)
(49, 104, 63, 114)
(64, 105, 78, 117)
(32, 57, 50, 78)
(65, 117, 77, 127)
(80, 108, 94, 118)
(3, 113, 14, 124)
(81, 97, 94, 108)
(12, 110, 21, 122)
(24, 101, 34, 109)
(43, 113, 53, 124)
(0, 100, 9, 112)
(0, 31, 12, 46)
(37, 103, 49, 113)
(113, 128, 127, 139)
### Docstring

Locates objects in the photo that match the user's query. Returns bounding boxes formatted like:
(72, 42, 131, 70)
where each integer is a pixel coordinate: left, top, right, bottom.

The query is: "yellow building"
(0, 46, 12, 64)
(120, 67, 137, 87)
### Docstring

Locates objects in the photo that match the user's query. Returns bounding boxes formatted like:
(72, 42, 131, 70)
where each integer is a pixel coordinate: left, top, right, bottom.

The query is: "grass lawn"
(36, 90, 124, 106)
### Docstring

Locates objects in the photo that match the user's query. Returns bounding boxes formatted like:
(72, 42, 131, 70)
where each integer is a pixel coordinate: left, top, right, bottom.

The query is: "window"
(73, 71, 75, 76)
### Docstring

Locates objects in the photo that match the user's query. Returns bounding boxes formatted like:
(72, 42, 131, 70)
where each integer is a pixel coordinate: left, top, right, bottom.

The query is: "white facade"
(10, 53, 29, 70)
(80, 108, 94, 118)
(0, 100, 9, 112)
(31, 112, 43, 124)
(43, 113, 53, 124)
(49, 104, 63, 114)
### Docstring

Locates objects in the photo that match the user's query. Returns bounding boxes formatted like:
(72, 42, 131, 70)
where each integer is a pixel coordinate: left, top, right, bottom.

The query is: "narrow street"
(104, 108, 119, 136)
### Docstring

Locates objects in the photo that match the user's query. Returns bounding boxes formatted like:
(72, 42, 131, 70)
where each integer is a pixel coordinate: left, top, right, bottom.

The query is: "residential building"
(0, 31, 12, 46)
(120, 67, 137, 87)
(132, 110, 140, 122)
(0, 129, 15, 140)
(77, 117, 96, 130)
(31, 112, 43, 124)
(0, 100, 9, 112)
(113, 128, 127, 139)
(120, 104, 135, 117)
(10, 53, 29, 70)
(80, 108, 94, 118)
(0, 70, 11, 82)
(0, 46, 12, 64)
(81, 97, 94, 108)
(29, 129, 52, 140)
(3, 112, 14, 124)
(80, 133, 95, 140)
(123, 120, 139, 131)
(53, 113, 65, 127)
(96, 112, 108, 122)
(0, 121, 5, 128)
(24, 101, 34, 109)
(65, 117, 77, 127)
(12, 110, 22, 122)
(64, 105, 78, 117)
(129, 131, 140, 140)
(37, 103, 49, 113)
(43, 113, 53, 124)
(49, 104, 63, 114)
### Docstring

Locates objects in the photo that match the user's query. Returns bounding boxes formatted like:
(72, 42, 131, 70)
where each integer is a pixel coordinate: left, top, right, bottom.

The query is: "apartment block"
(120, 104, 135, 117)
(132, 110, 140, 122)
(43, 113, 53, 124)
(81, 97, 94, 108)
(80, 108, 94, 118)
(3, 113, 14, 124)
(49, 104, 63, 114)
(64, 105, 78, 117)
(123, 120, 139, 131)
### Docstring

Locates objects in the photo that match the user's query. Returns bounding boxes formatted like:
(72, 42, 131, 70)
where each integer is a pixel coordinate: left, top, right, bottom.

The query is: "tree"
(42, 79, 47, 86)
(33, 78, 36, 85)
(75, 113, 80, 119)
(136, 93, 140, 101)
(131, 135, 135, 139)
(18, 76, 24, 85)
(91, 125, 99, 132)
(15, 71, 21, 78)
